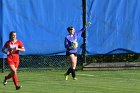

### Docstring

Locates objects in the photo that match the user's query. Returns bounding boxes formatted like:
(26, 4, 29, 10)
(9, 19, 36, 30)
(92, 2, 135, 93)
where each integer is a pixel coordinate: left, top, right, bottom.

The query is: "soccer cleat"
(16, 86, 22, 90)
(3, 77, 7, 85)
(64, 74, 69, 80)
(65, 75, 69, 80)
(73, 77, 77, 80)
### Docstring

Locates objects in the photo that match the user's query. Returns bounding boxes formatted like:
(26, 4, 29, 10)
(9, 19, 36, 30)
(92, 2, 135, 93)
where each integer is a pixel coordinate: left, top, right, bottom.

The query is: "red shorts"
(7, 61, 19, 68)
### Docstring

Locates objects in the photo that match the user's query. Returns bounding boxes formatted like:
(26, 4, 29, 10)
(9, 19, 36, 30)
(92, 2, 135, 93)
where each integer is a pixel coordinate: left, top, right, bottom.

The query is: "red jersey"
(4, 40, 24, 62)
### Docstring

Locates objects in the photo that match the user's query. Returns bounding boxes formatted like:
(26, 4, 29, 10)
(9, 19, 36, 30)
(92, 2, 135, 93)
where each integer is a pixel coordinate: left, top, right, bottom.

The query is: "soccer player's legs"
(15, 61, 19, 68)
(12, 62, 20, 88)
(65, 53, 72, 80)
(3, 61, 15, 85)
(4, 61, 20, 88)
(70, 54, 77, 80)
(10, 62, 22, 90)
(5, 61, 15, 80)
(65, 67, 74, 80)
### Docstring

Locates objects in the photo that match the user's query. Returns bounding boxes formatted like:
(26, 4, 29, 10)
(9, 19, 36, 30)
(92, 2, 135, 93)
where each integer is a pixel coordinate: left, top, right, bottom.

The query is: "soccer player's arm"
(2, 42, 9, 54)
(64, 38, 73, 49)
(17, 41, 25, 52)
(77, 22, 91, 36)
(76, 27, 86, 36)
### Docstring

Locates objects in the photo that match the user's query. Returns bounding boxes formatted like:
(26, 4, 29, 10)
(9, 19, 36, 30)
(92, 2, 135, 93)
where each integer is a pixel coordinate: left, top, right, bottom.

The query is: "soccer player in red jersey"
(2, 31, 25, 90)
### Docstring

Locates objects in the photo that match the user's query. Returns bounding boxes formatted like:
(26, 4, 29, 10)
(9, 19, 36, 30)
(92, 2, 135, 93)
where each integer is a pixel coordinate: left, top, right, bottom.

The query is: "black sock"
(71, 69, 76, 78)
(66, 67, 72, 75)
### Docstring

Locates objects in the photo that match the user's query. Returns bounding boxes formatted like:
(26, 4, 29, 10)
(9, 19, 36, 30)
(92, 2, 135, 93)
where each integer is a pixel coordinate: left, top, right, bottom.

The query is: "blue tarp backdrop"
(0, 0, 83, 58)
(87, 0, 140, 54)
(0, 0, 140, 58)
(0, 0, 2, 57)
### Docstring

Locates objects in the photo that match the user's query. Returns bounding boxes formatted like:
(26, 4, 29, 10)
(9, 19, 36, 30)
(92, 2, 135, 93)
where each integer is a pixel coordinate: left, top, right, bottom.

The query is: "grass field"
(0, 70, 140, 93)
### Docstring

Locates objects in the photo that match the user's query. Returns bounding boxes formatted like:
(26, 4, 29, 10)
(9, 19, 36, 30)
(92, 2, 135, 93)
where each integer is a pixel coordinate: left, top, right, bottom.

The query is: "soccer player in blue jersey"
(64, 22, 91, 80)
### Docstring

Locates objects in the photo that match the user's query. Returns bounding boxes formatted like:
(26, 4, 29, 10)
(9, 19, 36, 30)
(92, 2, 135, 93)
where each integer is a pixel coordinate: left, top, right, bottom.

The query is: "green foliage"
(86, 53, 140, 63)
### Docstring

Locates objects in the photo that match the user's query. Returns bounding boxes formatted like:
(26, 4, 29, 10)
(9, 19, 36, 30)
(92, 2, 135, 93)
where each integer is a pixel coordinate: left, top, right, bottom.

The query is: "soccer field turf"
(0, 70, 140, 93)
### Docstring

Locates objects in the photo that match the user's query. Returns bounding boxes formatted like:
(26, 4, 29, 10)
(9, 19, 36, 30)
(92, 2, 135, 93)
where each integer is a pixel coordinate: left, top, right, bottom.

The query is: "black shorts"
(66, 52, 77, 56)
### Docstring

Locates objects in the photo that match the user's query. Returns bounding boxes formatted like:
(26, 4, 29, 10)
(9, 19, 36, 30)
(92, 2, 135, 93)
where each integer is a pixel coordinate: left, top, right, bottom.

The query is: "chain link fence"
(1, 54, 140, 72)
(1, 55, 84, 72)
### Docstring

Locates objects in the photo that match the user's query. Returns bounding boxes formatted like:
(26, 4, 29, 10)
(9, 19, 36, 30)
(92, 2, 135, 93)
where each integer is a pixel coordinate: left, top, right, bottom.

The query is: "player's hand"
(9, 47, 16, 54)
(85, 22, 91, 28)
(6, 51, 10, 55)
(72, 45, 77, 49)
(15, 46, 19, 51)
(69, 45, 76, 49)
(70, 41, 78, 49)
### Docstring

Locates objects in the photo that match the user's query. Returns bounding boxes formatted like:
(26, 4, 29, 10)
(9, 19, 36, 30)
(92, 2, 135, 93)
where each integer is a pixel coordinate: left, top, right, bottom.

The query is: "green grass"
(0, 70, 140, 93)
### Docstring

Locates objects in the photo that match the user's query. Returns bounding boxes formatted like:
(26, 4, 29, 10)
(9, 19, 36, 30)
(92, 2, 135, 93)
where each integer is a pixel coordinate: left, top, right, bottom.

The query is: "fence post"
(82, 0, 87, 65)
(2, 58, 5, 73)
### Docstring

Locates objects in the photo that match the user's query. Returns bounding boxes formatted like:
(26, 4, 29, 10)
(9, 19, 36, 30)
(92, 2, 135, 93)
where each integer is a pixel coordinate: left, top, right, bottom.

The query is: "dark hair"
(67, 26, 74, 31)
(9, 31, 16, 39)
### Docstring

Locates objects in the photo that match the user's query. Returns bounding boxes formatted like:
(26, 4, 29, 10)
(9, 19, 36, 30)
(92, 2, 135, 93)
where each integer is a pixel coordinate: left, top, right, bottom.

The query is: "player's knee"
(11, 70, 16, 75)
(72, 66, 76, 69)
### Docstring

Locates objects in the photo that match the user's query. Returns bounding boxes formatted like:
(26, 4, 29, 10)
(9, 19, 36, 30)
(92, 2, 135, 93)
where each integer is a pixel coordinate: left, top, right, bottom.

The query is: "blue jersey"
(64, 27, 86, 53)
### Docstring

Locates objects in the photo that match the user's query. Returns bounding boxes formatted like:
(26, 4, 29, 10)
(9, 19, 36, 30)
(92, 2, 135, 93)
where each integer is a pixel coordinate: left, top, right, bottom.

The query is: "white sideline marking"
(77, 74, 94, 77)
